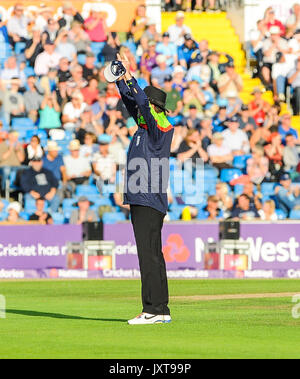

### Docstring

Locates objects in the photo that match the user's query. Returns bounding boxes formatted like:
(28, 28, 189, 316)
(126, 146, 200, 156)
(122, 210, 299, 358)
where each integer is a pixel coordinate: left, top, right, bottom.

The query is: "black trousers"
(130, 205, 170, 316)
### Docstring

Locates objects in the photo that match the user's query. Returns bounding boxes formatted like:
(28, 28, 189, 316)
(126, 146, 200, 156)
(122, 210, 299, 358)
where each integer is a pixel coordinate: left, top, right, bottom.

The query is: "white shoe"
(128, 313, 172, 325)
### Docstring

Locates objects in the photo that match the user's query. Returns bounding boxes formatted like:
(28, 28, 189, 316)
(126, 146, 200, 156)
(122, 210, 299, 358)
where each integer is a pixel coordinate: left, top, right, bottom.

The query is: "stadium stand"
(0, 1, 300, 225)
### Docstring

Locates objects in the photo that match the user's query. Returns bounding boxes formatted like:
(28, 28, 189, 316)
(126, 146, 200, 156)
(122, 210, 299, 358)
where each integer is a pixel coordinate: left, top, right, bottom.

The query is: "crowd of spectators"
(0, 2, 300, 226)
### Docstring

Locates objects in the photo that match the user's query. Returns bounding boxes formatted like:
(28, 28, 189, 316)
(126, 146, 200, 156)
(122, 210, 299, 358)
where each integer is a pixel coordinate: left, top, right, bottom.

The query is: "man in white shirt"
(167, 11, 192, 47)
(6, 4, 29, 42)
(222, 115, 250, 155)
(34, 40, 61, 76)
(0, 56, 26, 88)
(63, 139, 92, 196)
(207, 132, 233, 169)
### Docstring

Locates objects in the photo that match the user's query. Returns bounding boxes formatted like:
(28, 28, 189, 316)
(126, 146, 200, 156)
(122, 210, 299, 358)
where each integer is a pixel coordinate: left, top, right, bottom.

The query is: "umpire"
(107, 55, 174, 324)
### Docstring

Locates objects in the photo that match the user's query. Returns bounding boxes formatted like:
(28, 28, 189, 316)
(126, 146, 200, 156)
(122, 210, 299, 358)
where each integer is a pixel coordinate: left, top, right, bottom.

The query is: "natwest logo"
(163, 234, 190, 263)
(243, 237, 300, 263)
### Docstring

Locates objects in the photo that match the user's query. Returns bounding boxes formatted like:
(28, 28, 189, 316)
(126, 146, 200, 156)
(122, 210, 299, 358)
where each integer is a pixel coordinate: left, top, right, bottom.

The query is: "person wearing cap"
(29, 197, 53, 225)
(63, 139, 92, 194)
(178, 33, 198, 69)
(278, 113, 299, 144)
(58, 1, 84, 30)
(238, 104, 257, 137)
(155, 31, 178, 67)
(275, 172, 300, 217)
(20, 157, 60, 213)
(222, 115, 250, 156)
(43, 140, 66, 183)
(92, 134, 116, 192)
(129, 4, 149, 45)
(183, 104, 201, 129)
(69, 196, 97, 225)
(142, 19, 160, 43)
(34, 39, 62, 76)
(261, 25, 289, 89)
(151, 54, 173, 87)
(263, 7, 285, 37)
(6, 201, 24, 224)
(113, 53, 174, 324)
(167, 11, 192, 47)
(217, 61, 243, 99)
(163, 75, 183, 124)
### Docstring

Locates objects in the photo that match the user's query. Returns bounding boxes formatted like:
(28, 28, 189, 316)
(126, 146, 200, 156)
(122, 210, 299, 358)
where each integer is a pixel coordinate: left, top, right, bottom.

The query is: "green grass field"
(0, 279, 300, 359)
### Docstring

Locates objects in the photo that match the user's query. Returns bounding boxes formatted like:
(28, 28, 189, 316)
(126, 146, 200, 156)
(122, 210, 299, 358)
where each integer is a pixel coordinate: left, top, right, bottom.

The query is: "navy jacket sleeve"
(116, 79, 139, 124)
(126, 77, 169, 141)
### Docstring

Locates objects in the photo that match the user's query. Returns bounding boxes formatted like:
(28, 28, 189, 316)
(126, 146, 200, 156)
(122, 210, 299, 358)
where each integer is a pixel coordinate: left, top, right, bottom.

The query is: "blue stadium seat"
(51, 212, 65, 225)
(234, 184, 245, 197)
(233, 155, 252, 170)
(289, 210, 300, 219)
(261, 182, 276, 196)
(77, 54, 86, 65)
(93, 197, 113, 207)
(220, 168, 243, 183)
(11, 117, 35, 129)
(19, 211, 30, 221)
(76, 185, 99, 197)
(275, 209, 286, 220)
(102, 212, 126, 224)
(15, 42, 26, 55)
(23, 66, 36, 77)
(0, 212, 8, 221)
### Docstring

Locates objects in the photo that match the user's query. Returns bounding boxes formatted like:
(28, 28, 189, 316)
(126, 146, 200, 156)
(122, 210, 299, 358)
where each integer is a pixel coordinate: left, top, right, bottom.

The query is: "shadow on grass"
(6, 309, 127, 323)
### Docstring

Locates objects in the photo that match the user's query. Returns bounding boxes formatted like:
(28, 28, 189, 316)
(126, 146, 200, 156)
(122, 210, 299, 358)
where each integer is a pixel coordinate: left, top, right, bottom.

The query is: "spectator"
(167, 11, 192, 47)
(67, 64, 88, 90)
(55, 28, 77, 62)
(62, 91, 87, 131)
(84, 6, 109, 43)
(186, 56, 211, 86)
(104, 82, 121, 109)
(241, 181, 262, 211)
(286, 3, 300, 38)
(246, 145, 269, 184)
(34, 40, 61, 76)
(156, 31, 178, 67)
(142, 19, 160, 42)
(57, 57, 72, 83)
(275, 172, 300, 216)
(203, 195, 222, 221)
(250, 20, 268, 73)
(81, 77, 99, 105)
(193, 0, 217, 12)
(24, 135, 44, 166)
(230, 194, 260, 220)
(177, 128, 209, 165)
(263, 7, 285, 37)
(259, 199, 278, 221)
(288, 58, 300, 115)
(215, 182, 233, 219)
(43, 141, 66, 183)
(35, 5, 53, 32)
(183, 104, 201, 129)
(39, 92, 61, 131)
(1, 78, 25, 123)
(222, 115, 250, 156)
(43, 18, 59, 44)
(6, 201, 23, 223)
(261, 26, 289, 89)
(80, 132, 98, 162)
(20, 157, 60, 213)
(207, 132, 233, 170)
(140, 40, 158, 83)
(212, 106, 228, 132)
(6, 3, 29, 45)
(68, 21, 90, 55)
(40, 67, 58, 95)
(238, 104, 257, 137)
(76, 105, 103, 143)
(55, 78, 72, 108)
(93, 134, 116, 192)
(101, 33, 120, 63)
(178, 34, 198, 69)
(24, 76, 44, 123)
(24, 27, 45, 68)
(217, 62, 243, 99)
(199, 117, 213, 150)
(283, 133, 300, 175)
(70, 196, 97, 225)
(29, 197, 53, 224)
(278, 113, 299, 144)
(129, 4, 148, 45)
(183, 80, 206, 115)
(248, 87, 271, 127)
(119, 45, 138, 75)
(250, 123, 272, 150)
(170, 122, 184, 156)
(264, 132, 285, 181)
(208, 51, 233, 93)
(151, 55, 173, 87)
(194, 39, 211, 64)
(164, 75, 183, 125)
(0, 56, 26, 87)
(63, 139, 92, 194)
(0, 130, 25, 167)
(58, 1, 84, 30)
(172, 65, 187, 96)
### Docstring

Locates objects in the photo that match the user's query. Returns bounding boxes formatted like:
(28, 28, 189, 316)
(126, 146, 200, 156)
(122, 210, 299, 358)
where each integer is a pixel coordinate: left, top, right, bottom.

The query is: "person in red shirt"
(84, 7, 108, 43)
(263, 7, 286, 37)
(248, 87, 271, 126)
(81, 77, 99, 105)
(264, 132, 285, 181)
